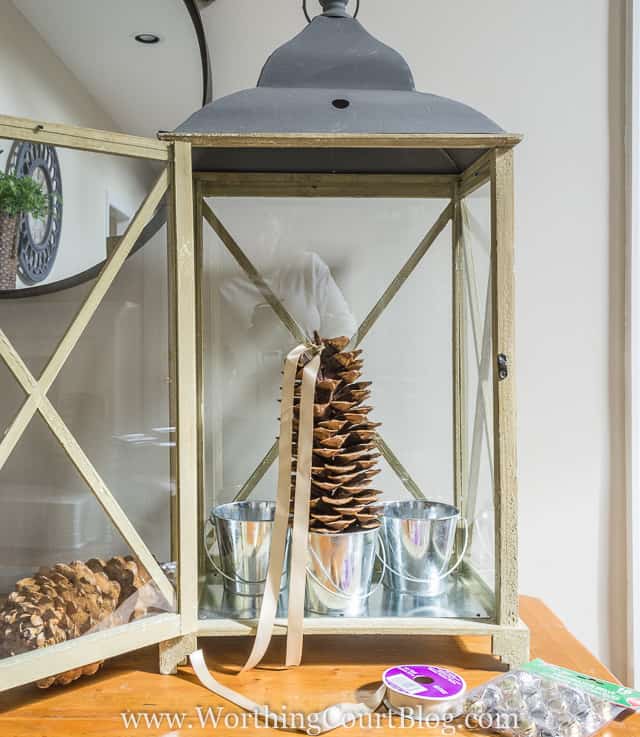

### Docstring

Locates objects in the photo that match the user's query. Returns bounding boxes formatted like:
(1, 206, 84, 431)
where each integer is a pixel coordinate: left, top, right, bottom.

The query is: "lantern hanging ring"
(303, 0, 360, 24)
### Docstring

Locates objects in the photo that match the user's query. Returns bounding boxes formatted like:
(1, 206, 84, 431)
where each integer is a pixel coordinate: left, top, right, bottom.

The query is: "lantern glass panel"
(0, 215, 176, 669)
(48, 227, 174, 562)
(0, 359, 24, 439)
(198, 192, 496, 621)
(0, 140, 150, 300)
(0, 411, 175, 669)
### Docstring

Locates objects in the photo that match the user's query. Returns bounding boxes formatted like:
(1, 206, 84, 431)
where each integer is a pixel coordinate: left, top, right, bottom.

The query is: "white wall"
(200, 0, 626, 674)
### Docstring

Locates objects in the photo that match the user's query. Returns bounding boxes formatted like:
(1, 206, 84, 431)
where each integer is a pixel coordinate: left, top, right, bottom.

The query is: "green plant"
(0, 171, 49, 218)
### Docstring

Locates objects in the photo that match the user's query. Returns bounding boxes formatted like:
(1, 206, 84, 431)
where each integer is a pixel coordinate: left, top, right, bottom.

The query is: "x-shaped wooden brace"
(0, 171, 175, 605)
(202, 200, 454, 502)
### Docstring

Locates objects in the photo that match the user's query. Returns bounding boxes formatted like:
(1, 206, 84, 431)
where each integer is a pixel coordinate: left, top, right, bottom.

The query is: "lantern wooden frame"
(158, 128, 528, 673)
(0, 115, 528, 693)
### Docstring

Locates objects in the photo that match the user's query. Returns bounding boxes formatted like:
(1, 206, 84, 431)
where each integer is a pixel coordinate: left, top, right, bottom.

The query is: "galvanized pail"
(305, 527, 382, 617)
(380, 500, 468, 597)
(206, 501, 290, 597)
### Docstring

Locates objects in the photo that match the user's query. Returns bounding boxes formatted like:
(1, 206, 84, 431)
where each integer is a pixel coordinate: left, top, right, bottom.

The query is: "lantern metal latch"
(497, 353, 509, 381)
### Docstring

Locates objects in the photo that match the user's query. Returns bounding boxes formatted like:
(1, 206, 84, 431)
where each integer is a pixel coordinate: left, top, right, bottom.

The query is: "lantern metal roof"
(163, 0, 520, 174)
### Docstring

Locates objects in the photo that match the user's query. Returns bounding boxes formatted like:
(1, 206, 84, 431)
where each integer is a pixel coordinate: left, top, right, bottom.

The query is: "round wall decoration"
(5, 141, 63, 284)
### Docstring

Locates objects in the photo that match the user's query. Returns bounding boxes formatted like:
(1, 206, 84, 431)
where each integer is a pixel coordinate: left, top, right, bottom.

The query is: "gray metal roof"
(173, 5, 506, 174)
(257, 15, 415, 92)
(179, 86, 503, 138)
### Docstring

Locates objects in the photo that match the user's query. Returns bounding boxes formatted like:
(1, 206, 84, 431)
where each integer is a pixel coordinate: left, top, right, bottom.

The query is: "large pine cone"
(291, 334, 382, 533)
(0, 556, 150, 688)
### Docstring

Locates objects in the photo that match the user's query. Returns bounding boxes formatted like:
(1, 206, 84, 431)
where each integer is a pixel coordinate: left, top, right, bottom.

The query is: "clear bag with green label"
(462, 659, 638, 737)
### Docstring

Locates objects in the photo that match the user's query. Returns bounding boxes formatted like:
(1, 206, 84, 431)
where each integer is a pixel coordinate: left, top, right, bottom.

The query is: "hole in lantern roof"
(134, 33, 161, 45)
(332, 99, 350, 109)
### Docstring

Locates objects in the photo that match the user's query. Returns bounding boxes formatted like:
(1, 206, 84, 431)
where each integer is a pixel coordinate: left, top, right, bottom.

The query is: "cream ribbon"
(190, 650, 386, 735)
(285, 346, 320, 666)
(242, 343, 308, 671)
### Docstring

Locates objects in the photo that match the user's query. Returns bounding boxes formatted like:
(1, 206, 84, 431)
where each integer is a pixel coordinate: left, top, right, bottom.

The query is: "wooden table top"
(0, 596, 636, 736)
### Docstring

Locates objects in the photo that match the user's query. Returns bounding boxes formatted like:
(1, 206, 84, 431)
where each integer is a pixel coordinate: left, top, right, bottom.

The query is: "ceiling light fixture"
(134, 33, 160, 45)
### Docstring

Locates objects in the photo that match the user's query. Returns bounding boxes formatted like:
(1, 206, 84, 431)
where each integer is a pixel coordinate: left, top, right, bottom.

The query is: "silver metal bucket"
(206, 501, 290, 597)
(305, 527, 382, 617)
(380, 500, 468, 597)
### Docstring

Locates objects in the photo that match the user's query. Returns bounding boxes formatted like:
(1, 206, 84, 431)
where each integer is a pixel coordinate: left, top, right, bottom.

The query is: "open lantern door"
(0, 118, 196, 690)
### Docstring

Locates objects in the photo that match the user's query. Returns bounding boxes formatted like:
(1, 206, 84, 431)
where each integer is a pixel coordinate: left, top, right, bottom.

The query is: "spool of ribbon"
(382, 665, 466, 720)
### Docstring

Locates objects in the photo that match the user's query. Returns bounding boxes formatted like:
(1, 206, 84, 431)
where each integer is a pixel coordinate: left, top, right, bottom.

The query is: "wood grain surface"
(0, 597, 635, 737)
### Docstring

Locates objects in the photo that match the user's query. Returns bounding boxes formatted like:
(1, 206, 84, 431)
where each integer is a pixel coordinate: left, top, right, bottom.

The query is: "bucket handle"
(381, 517, 469, 584)
(203, 517, 270, 586)
(305, 533, 386, 602)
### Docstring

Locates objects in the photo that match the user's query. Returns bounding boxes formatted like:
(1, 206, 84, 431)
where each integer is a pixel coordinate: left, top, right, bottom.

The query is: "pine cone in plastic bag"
(0, 555, 151, 688)
(87, 555, 152, 622)
(291, 334, 382, 533)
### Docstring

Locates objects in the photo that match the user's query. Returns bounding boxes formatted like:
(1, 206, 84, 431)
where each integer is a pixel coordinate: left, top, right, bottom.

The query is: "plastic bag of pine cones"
(0, 555, 174, 688)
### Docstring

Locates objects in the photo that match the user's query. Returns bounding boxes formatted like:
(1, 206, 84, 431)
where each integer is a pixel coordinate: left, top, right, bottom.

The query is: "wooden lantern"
(157, 0, 528, 674)
(0, 1, 527, 692)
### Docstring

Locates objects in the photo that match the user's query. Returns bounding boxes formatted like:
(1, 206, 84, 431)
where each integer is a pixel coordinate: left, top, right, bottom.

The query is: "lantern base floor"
(157, 620, 529, 676)
(198, 562, 494, 621)
(157, 562, 529, 675)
